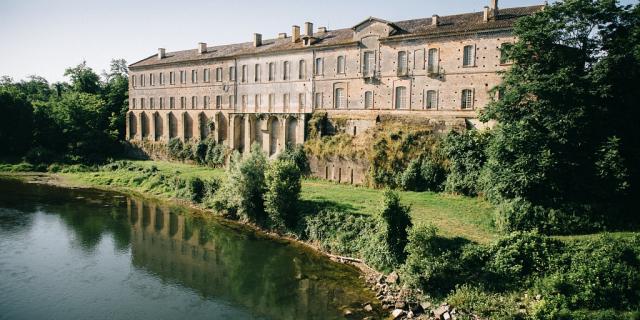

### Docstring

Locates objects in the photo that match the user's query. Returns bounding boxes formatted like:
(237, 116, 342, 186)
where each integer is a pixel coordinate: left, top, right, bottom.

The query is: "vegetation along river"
(0, 177, 381, 319)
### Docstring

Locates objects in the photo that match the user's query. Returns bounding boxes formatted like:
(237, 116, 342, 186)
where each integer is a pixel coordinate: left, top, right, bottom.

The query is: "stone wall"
(308, 156, 369, 185)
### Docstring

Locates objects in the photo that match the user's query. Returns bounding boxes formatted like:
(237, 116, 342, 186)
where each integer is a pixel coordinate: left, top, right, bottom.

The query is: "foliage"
(442, 130, 489, 196)
(420, 156, 447, 192)
(277, 144, 310, 175)
(303, 209, 374, 258)
(187, 177, 205, 203)
(264, 159, 302, 230)
(0, 86, 33, 157)
(307, 112, 328, 139)
(377, 189, 412, 264)
(220, 144, 267, 224)
(480, 0, 640, 233)
(399, 158, 425, 191)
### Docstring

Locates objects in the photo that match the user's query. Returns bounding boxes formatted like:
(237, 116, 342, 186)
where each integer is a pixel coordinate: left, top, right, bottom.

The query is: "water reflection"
(0, 178, 381, 320)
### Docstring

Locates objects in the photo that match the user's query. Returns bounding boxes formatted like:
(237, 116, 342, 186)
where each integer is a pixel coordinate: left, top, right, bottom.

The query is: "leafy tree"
(225, 144, 267, 224)
(480, 0, 640, 232)
(442, 130, 488, 197)
(0, 86, 33, 157)
(64, 61, 101, 94)
(376, 190, 412, 265)
(264, 159, 302, 230)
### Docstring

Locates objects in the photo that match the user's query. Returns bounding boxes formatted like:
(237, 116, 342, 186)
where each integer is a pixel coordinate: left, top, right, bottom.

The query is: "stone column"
(279, 115, 286, 155)
(136, 112, 143, 140)
(150, 113, 157, 142)
(125, 113, 131, 140)
(164, 113, 171, 141)
(297, 114, 305, 145)
(178, 112, 185, 141)
(244, 116, 252, 154)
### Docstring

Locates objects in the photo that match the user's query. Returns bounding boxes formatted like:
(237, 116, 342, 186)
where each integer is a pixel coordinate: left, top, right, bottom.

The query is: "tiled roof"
(129, 5, 543, 69)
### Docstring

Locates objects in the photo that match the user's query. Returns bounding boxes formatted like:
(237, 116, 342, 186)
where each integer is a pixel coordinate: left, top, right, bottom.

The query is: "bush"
(399, 158, 426, 191)
(377, 190, 412, 264)
(167, 138, 183, 160)
(277, 144, 310, 176)
(264, 159, 301, 230)
(204, 138, 226, 167)
(442, 130, 489, 196)
(446, 285, 528, 320)
(304, 209, 374, 258)
(187, 177, 205, 203)
(420, 156, 447, 192)
(193, 141, 208, 165)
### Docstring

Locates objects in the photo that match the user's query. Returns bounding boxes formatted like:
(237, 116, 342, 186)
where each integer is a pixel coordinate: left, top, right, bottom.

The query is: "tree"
(480, 0, 640, 233)
(0, 86, 33, 157)
(101, 59, 129, 140)
(64, 61, 101, 94)
(378, 189, 412, 264)
(225, 144, 268, 224)
(264, 159, 302, 230)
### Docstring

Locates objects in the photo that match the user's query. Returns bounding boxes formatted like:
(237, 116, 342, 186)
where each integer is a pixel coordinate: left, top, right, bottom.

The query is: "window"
(337, 56, 345, 74)
(170, 71, 175, 85)
(140, 74, 145, 87)
(395, 86, 407, 109)
(191, 96, 197, 109)
(150, 73, 155, 86)
(283, 61, 290, 80)
(229, 95, 234, 108)
(427, 48, 438, 73)
(314, 92, 323, 108)
(216, 68, 222, 82)
(180, 97, 186, 109)
(268, 62, 275, 81)
(180, 71, 186, 84)
(334, 88, 346, 108)
(241, 95, 247, 110)
(463, 45, 474, 67)
(314, 58, 323, 75)
(268, 93, 275, 111)
(204, 96, 210, 109)
(363, 51, 375, 76)
(397, 51, 408, 75)
(242, 65, 247, 82)
(298, 60, 306, 79)
(204, 69, 210, 82)
(229, 66, 236, 81)
(159, 97, 164, 109)
(364, 91, 373, 109)
(150, 97, 155, 109)
(169, 97, 175, 109)
(132, 75, 136, 87)
(132, 98, 136, 109)
(254, 94, 260, 110)
(461, 89, 473, 109)
(283, 93, 289, 111)
(500, 43, 513, 64)
(254, 64, 261, 82)
(216, 96, 222, 109)
(425, 90, 438, 109)
(298, 93, 305, 109)
(191, 70, 197, 83)
(141, 98, 146, 109)
(159, 72, 165, 85)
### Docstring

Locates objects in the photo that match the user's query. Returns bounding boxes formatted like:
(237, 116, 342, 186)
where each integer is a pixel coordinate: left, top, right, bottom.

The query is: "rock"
(343, 309, 352, 316)
(442, 311, 451, 320)
(407, 310, 414, 319)
(377, 274, 385, 283)
(391, 308, 405, 319)
(420, 301, 431, 312)
(535, 294, 542, 301)
(386, 271, 400, 284)
(394, 301, 406, 309)
(433, 305, 449, 319)
(364, 304, 373, 312)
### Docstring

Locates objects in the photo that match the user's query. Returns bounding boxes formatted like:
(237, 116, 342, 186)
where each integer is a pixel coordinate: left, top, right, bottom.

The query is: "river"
(0, 177, 381, 320)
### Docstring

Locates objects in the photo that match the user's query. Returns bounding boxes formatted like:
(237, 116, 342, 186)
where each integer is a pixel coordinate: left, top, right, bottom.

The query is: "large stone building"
(127, 1, 542, 158)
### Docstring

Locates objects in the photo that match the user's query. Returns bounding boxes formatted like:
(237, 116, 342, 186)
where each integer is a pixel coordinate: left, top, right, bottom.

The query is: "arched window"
(298, 60, 306, 79)
(364, 91, 373, 109)
(397, 51, 408, 75)
(334, 88, 345, 109)
(461, 89, 473, 109)
(337, 56, 345, 74)
(395, 86, 407, 109)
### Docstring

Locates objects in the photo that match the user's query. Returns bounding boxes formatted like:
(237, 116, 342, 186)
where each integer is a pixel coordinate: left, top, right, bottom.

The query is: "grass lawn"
(62, 160, 497, 243)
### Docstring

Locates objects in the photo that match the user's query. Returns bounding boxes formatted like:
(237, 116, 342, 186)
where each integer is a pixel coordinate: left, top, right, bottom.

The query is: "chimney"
(278, 32, 287, 39)
(490, 0, 499, 18)
(198, 42, 207, 54)
(158, 48, 166, 60)
(318, 26, 327, 33)
(253, 33, 262, 47)
(483, 6, 490, 22)
(304, 22, 313, 37)
(432, 15, 439, 26)
(292, 25, 300, 43)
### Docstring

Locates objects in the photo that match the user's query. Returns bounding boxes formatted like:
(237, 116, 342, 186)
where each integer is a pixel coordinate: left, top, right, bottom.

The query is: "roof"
(129, 5, 543, 69)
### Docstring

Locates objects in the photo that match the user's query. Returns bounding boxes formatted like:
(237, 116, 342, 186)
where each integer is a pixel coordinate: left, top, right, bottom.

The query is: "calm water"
(0, 178, 380, 320)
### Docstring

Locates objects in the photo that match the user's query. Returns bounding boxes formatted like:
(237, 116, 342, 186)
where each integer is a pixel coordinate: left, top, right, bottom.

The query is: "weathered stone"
(386, 271, 399, 284)
(391, 309, 405, 319)
(364, 304, 373, 312)
(406, 310, 414, 319)
(442, 311, 451, 320)
(343, 309, 352, 316)
(377, 274, 385, 283)
(394, 301, 406, 309)
(433, 305, 449, 319)
(420, 301, 432, 311)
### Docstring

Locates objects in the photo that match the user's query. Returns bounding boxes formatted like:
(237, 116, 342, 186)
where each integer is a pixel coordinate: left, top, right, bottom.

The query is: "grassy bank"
(57, 160, 495, 243)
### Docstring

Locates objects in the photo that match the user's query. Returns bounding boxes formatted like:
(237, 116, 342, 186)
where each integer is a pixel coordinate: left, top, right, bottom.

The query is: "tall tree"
(64, 61, 101, 94)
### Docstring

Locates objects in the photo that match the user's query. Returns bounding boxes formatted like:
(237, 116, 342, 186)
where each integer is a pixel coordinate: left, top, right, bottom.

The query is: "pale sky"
(0, 0, 633, 83)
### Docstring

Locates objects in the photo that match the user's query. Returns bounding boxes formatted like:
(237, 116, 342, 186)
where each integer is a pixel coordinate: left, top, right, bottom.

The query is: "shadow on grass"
(298, 199, 363, 216)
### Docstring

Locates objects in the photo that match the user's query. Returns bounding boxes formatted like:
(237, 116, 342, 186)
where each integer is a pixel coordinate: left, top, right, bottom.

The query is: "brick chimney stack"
(253, 33, 262, 47)
(158, 48, 165, 60)
(292, 25, 300, 43)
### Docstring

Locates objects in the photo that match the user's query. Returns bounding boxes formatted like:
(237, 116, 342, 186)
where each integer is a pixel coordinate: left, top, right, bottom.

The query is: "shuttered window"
(463, 45, 474, 67)
(461, 89, 473, 109)
(364, 91, 373, 109)
(363, 51, 375, 75)
(397, 51, 407, 74)
(395, 86, 407, 109)
(334, 88, 345, 108)
(428, 48, 438, 73)
(426, 90, 437, 109)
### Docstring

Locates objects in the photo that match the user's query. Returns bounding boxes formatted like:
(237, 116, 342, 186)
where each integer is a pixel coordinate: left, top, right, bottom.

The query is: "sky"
(0, 0, 634, 83)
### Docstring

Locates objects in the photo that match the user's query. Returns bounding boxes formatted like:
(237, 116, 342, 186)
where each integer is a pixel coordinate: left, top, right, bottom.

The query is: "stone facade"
(127, 2, 542, 158)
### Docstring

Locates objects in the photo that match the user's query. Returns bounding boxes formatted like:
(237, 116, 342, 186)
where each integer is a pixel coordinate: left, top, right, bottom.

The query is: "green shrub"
(377, 189, 412, 264)
(399, 158, 426, 191)
(187, 177, 205, 203)
(277, 144, 310, 176)
(204, 138, 226, 167)
(167, 138, 183, 160)
(446, 285, 528, 320)
(264, 159, 301, 230)
(442, 130, 489, 196)
(25, 147, 56, 164)
(420, 156, 447, 192)
(193, 141, 208, 164)
(304, 209, 374, 258)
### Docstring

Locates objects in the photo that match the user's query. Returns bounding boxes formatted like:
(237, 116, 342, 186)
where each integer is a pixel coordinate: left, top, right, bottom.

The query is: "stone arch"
(198, 112, 209, 140)
(233, 115, 245, 152)
(268, 116, 280, 156)
(128, 112, 137, 139)
(168, 112, 178, 139)
(153, 112, 163, 141)
(215, 112, 227, 144)
(285, 116, 298, 147)
(183, 112, 193, 140)
(246, 114, 260, 149)
(140, 112, 149, 139)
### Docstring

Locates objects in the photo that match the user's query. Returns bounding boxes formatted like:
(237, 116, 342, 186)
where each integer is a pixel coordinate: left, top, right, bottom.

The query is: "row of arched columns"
(127, 111, 305, 156)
